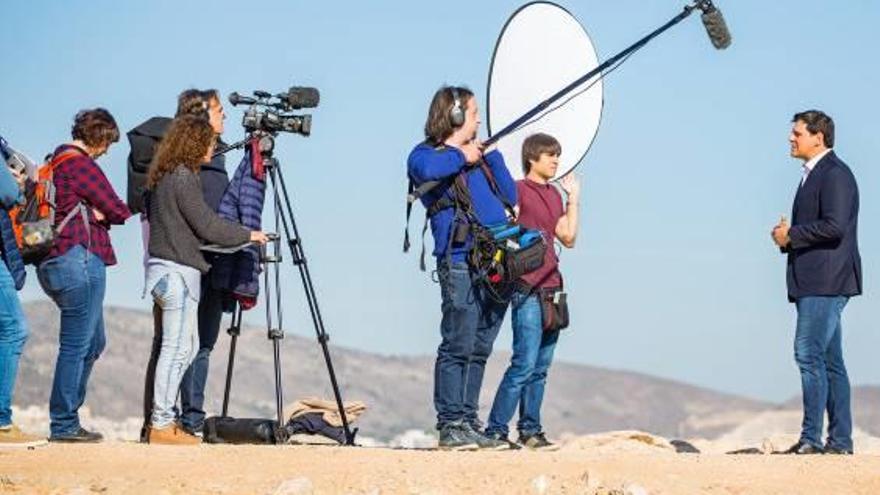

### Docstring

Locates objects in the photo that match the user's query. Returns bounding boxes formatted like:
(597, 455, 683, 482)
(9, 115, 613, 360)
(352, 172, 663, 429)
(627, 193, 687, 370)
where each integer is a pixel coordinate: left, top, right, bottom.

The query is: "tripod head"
(214, 130, 278, 162)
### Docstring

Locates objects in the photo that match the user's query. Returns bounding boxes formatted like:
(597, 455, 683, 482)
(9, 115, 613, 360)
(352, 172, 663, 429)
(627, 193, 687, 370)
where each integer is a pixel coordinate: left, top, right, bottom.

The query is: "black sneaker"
(824, 445, 854, 455)
(179, 423, 203, 438)
(484, 431, 522, 450)
(518, 432, 554, 450)
(773, 441, 824, 455)
(49, 427, 103, 443)
(461, 423, 511, 451)
(437, 424, 478, 451)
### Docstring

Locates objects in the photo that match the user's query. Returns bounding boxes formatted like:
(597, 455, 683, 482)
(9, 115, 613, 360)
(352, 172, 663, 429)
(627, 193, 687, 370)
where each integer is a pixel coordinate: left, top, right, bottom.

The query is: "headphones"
(449, 87, 465, 127)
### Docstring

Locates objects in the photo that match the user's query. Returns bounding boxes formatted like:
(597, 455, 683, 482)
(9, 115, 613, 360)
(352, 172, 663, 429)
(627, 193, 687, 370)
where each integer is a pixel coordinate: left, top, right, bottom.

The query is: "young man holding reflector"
(485, 133, 579, 449)
(407, 86, 517, 451)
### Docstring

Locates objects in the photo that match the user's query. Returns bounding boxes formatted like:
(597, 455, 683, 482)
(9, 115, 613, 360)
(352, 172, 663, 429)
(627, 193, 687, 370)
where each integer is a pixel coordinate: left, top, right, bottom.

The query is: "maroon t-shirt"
(517, 178, 564, 289)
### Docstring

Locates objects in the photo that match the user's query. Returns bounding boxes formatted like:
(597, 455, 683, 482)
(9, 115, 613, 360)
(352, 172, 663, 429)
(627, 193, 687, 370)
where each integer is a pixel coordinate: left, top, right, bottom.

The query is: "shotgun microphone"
(699, 1, 731, 49)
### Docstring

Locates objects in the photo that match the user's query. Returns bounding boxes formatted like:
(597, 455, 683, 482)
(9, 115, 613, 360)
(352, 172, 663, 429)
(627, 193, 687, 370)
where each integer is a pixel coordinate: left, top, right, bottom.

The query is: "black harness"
(404, 146, 517, 297)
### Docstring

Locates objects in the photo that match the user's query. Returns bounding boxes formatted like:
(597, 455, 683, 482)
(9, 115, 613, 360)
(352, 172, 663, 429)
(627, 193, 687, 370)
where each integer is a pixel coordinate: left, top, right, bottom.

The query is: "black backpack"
(126, 117, 171, 214)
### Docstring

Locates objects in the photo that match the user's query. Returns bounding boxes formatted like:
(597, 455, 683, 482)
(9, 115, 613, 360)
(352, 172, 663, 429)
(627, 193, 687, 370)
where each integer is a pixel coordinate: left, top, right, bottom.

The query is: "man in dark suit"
(772, 110, 862, 455)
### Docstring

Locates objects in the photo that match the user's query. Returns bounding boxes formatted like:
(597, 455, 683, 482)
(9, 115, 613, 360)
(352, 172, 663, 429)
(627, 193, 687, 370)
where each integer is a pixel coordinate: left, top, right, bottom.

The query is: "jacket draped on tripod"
(210, 150, 266, 309)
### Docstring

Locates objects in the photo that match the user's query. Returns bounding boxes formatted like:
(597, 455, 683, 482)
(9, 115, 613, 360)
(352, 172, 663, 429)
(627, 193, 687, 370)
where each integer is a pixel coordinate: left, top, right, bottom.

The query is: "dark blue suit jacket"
(786, 151, 862, 301)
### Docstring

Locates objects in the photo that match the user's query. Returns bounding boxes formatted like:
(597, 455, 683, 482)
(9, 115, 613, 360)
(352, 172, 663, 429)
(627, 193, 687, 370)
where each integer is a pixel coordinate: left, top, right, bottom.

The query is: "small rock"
(390, 429, 437, 449)
(593, 488, 625, 495)
(670, 439, 700, 454)
(531, 475, 550, 494)
(89, 482, 109, 493)
(271, 477, 314, 495)
(623, 483, 649, 495)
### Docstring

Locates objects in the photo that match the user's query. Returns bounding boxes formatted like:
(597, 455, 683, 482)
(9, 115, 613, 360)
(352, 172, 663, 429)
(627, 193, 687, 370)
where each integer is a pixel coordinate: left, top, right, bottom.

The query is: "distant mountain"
(18, 302, 778, 440)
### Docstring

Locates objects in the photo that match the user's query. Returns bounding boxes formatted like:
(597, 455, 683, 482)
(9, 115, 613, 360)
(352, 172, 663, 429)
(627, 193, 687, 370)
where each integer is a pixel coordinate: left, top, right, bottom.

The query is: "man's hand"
(477, 140, 498, 155)
(447, 140, 482, 164)
(92, 208, 106, 222)
(560, 174, 581, 203)
(771, 215, 790, 247)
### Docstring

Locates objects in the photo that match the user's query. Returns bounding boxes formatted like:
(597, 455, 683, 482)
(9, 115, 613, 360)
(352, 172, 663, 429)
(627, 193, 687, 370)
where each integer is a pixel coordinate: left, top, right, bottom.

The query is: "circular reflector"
(487, 2, 603, 181)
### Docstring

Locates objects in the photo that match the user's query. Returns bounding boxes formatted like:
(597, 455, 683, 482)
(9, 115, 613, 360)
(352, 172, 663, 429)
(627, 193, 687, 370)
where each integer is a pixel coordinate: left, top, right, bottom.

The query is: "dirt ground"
(1, 442, 879, 495)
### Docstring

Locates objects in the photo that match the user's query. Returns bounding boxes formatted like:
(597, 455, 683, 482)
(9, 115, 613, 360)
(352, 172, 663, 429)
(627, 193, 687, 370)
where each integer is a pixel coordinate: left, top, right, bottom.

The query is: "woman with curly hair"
(144, 114, 267, 445)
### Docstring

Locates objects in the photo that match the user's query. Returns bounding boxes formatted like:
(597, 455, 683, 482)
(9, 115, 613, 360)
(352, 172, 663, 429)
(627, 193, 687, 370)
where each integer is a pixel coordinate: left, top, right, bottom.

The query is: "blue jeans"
(794, 296, 852, 451)
(151, 272, 200, 428)
(179, 282, 224, 431)
(0, 261, 28, 427)
(434, 261, 508, 429)
(486, 291, 559, 437)
(37, 245, 106, 436)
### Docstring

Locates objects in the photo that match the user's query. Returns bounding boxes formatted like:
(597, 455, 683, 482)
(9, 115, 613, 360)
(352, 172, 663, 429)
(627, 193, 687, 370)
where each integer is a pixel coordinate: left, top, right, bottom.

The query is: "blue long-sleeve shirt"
(407, 142, 517, 263)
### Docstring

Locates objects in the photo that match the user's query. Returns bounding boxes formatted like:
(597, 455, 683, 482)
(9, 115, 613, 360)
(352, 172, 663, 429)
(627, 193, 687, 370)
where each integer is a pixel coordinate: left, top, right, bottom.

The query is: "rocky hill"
(13, 302, 828, 441)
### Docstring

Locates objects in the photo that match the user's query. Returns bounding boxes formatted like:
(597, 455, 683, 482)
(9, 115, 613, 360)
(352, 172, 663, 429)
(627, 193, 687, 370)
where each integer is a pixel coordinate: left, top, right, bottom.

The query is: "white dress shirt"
(801, 148, 832, 186)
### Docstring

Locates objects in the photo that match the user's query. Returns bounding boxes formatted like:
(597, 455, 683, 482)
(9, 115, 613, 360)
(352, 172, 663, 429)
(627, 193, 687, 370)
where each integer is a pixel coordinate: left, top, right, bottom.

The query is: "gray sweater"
(148, 167, 250, 273)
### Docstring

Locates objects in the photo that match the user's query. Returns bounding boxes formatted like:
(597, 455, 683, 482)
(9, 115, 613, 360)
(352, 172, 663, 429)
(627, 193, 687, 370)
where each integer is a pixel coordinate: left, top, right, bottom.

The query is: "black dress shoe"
(49, 427, 103, 443)
(775, 441, 824, 455)
(824, 445, 854, 455)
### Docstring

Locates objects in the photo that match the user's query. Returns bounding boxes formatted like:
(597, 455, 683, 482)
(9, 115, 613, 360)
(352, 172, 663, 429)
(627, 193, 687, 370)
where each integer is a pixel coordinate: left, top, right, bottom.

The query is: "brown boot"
(147, 424, 200, 445)
(0, 424, 48, 448)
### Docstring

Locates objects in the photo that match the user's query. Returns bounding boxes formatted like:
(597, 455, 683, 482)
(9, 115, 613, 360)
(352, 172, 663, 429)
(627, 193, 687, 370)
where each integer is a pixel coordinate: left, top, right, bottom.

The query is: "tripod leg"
(221, 303, 243, 417)
(272, 337, 285, 442)
(270, 166, 357, 445)
(260, 206, 289, 444)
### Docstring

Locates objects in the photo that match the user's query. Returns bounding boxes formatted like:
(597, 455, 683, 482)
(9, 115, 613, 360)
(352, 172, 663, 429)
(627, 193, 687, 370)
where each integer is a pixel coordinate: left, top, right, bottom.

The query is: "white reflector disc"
(487, 2, 603, 181)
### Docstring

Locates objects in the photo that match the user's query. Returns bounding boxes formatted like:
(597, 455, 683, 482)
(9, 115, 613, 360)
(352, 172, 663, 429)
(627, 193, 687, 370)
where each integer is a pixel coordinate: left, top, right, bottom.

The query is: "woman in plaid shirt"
(37, 108, 132, 443)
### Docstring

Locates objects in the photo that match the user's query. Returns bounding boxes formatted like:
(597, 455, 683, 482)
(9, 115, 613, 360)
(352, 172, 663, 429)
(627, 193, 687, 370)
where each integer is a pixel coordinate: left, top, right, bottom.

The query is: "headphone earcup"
(449, 88, 465, 127)
(450, 107, 464, 127)
(450, 106, 464, 127)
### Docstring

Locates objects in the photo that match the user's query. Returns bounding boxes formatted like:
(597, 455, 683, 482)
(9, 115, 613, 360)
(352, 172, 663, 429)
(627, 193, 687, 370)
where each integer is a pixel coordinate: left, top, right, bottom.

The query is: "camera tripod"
(218, 132, 356, 445)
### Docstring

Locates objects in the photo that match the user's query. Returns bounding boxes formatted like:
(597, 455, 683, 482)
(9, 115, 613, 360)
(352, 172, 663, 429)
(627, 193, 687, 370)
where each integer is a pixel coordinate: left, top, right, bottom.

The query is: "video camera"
(228, 87, 319, 136)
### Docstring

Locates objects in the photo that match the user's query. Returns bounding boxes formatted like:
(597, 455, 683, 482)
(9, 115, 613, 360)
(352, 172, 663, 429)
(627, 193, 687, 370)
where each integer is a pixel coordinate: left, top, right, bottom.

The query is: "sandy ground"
(1, 441, 879, 495)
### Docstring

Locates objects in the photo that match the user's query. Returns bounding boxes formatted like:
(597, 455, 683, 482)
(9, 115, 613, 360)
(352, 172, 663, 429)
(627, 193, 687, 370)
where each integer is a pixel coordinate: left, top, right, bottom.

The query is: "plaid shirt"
(48, 145, 131, 265)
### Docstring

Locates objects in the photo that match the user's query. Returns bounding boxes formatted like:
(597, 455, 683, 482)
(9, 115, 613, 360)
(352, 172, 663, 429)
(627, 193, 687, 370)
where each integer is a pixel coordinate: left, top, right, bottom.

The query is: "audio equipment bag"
(481, 223, 546, 284)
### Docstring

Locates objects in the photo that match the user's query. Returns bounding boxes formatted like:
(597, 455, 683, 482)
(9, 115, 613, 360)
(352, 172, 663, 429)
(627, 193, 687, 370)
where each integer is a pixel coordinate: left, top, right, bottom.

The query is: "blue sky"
(2, 0, 878, 402)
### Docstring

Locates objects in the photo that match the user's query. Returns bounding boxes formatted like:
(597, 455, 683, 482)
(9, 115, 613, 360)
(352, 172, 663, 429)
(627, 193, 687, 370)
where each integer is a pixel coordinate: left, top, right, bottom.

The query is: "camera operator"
(143, 115, 268, 445)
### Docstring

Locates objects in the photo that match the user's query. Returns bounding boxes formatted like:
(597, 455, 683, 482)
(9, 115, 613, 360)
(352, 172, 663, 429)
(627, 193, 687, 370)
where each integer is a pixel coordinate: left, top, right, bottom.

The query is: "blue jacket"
(407, 143, 516, 263)
(210, 150, 266, 306)
(786, 151, 862, 301)
(0, 138, 25, 289)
